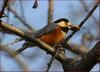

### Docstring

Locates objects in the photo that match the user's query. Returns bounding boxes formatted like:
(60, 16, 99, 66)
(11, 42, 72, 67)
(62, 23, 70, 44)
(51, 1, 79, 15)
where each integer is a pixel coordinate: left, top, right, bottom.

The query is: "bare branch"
(80, 0, 98, 24)
(2, 21, 62, 56)
(0, 0, 8, 18)
(0, 21, 67, 63)
(66, 43, 88, 56)
(62, 1, 98, 56)
(48, 0, 53, 25)
(0, 44, 30, 71)
(65, 1, 98, 41)
(32, 0, 38, 9)
(8, 6, 35, 32)
(63, 41, 100, 71)
(19, 0, 26, 21)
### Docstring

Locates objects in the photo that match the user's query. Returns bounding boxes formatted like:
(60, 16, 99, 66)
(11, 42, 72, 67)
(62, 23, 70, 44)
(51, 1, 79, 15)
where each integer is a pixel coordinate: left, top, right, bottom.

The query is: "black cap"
(54, 18, 69, 23)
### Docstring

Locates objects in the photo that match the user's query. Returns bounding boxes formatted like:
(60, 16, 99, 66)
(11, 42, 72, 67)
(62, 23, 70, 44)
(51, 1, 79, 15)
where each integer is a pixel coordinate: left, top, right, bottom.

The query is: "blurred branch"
(63, 1, 98, 55)
(6, 8, 10, 23)
(0, 0, 8, 14)
(63, 41, 100, 71)
(45, 1, 54, 71)
(8, 6, 35, 33)
(0, 20, 67, 63)
(46, 50, 58, 72)
(98, 17, 100, 40)
(19, 0, 26, 21)
(0, 32, 5, 44)
(45, 46, 61, 72)
(48, 0, 53, 25)
(0, 0, 8, 18)
(80, 0, 98, 25)
(0, 65, 4, 72)
(0, 27, 17, 35)
(98, 0, 100, 40)
(32, 0, 38, 9)
(65, 1, 98, 41)
(96, 0, 99, 5)
(0, 0, 9, 43)
(0, 44, 30, 72)
(66, 43, 88, 56)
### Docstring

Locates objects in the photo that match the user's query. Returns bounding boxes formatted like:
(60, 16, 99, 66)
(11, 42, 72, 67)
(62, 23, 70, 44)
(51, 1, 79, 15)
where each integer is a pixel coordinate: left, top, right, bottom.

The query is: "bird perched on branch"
(15, 18, 80, 55)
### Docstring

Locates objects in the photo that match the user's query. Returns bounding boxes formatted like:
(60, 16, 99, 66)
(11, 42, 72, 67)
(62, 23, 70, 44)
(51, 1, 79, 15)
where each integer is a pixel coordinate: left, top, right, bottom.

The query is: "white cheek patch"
(58, 21, 66, 27)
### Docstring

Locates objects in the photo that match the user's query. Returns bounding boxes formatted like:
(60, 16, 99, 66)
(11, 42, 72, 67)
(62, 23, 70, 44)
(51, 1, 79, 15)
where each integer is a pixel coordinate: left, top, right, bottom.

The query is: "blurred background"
(0, 0, 99, 71)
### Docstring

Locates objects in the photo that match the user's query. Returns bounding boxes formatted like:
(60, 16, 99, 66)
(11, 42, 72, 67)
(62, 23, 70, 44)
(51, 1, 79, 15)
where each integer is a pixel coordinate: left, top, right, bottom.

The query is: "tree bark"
(63, 41, 100, 72)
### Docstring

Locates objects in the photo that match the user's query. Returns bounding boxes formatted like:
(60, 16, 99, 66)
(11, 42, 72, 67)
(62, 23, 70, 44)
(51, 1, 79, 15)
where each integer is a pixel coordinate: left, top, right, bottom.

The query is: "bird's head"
(54, 18, 80, 32)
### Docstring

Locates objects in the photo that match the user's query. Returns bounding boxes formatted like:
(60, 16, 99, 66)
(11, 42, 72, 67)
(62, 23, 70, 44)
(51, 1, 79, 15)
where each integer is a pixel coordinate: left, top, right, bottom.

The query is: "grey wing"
(16, 23, 58, 52)
(33, 23, 58, 38)
(17, 23, 58, 42)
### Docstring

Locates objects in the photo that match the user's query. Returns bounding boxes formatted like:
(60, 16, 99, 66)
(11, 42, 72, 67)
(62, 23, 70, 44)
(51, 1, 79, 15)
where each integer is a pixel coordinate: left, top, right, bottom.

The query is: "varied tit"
(15, 18, 80, 55)
(39, 18, 80, 46)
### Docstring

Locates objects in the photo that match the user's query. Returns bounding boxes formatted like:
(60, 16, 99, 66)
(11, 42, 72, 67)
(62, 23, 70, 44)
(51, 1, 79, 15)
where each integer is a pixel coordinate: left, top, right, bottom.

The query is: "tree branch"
(0, 44, 30, 72)
(63, 1, 98, 56)
(48, 0, 53, 25)
(63, 41, 100, 71)
(0, 21, 67, 63)
(8, 6, 35, 32)
(0, 0, 8, 18)
(32, 0, 38, 9)
(80, 0, 98, 24)
(65, 1, 98, 41)
(65, 43, 88, 56)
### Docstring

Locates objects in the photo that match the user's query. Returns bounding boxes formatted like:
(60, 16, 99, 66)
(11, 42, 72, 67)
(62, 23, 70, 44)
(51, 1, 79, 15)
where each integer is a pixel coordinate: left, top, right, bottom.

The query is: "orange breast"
(39, 27, 64, 46)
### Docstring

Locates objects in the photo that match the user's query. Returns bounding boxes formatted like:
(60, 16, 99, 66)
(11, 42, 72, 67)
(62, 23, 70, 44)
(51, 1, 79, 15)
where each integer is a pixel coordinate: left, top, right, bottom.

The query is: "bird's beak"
(70, 25, 80, 31)
(67, 22, 80, 31)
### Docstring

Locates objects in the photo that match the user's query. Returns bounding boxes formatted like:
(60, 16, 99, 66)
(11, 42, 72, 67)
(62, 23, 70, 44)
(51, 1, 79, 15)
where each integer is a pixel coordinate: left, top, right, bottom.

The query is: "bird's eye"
(68, 25, 72, 29)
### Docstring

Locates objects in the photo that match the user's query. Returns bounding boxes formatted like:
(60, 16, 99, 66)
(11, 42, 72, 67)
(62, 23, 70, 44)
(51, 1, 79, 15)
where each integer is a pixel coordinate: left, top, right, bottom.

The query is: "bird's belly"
(39, 30, 65, 46)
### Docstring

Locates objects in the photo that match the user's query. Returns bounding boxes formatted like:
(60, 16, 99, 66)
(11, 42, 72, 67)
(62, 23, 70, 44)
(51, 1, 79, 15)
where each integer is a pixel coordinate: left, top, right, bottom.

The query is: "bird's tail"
(13, 42, 35, 57)
(13, 45, 28, 57)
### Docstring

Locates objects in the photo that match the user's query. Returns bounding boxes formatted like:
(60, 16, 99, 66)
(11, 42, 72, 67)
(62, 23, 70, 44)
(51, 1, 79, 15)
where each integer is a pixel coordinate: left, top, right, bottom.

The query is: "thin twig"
(46, 54, 57, 72)
(6, 8, 9, 23)
(19, 0, 26, 21)
(0, 0, 8, 18)
(0, 44, 30, 71)
(65, 43, 88, 56)
(0, 0, 8, 14)
(65, 1, 98, 41)
(32, 0, 38, 9)
(8, 6, 35, 33)
(48, 0, 53, 25)
(80, 0, 98, 24)
(45, 46, 59, 72)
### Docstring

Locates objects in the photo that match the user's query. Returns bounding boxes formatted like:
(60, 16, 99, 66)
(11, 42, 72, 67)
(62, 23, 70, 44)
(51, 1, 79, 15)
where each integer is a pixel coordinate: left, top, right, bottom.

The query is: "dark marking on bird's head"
(54, 18, 80, 33)
(54, 18, 69, 23)
(54, 18, 70, 28)
(53, 18, 69, 33)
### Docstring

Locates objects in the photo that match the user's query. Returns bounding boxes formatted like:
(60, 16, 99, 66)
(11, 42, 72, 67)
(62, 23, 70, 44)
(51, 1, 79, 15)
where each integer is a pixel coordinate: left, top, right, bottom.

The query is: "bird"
(14, 18, 80, 56)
